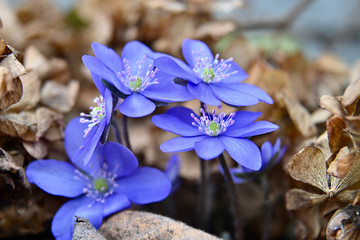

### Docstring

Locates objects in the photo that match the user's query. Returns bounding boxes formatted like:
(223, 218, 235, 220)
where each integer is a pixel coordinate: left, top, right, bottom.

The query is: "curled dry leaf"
(22, 140, 48, 159)
(100, 210, 221, 240)
(40, 80, 80, 113)
(73, 217, 107, 240)
(328, 148, 355, 178)
(6, 71, 41, 111)
(326, 115, 352, 153)
(0, 148, 30, 192)
(0, 107, 63, 142)
(326, 204, 360, 240)
(320, 95, 346, 116)
(0, 111, 37, 141)
(0, 66, 22, 110)
(278, 92, 317, 137)
(342, 77, 360, 108)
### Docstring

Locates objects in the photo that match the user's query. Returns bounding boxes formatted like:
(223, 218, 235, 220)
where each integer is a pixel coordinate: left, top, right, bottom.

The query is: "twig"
(236, 0, 314, 30)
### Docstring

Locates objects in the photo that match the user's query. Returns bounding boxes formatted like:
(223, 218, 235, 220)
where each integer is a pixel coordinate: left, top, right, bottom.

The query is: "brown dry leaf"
(100, 210, 221, 240)
(328, 148, 355, 178)
(0, 52, 26, 79)
(6, 71, 41, 111)
(288, 146, 328, 192)
(0, 66, 22, 110)
(320, 95, 346, 116)
(278, 92, 317, 137)
(286, 189, 328, 210)
(326, 115, 352, 153)
(286, 147, 360, 210)
(342, 77, 360, 108)
(40, 80, 80, 113)
(344, 115, 360, 136)
(22, 140, 48, 159)
(35, 107, 63, 140)
(73, 217, 107, 240)
(23, 46, 51, 79)
(326, 204, 360, 240)
(315, 53, 348, 76)
(0, 111, 36, 141)
(0, 148, 30, 191)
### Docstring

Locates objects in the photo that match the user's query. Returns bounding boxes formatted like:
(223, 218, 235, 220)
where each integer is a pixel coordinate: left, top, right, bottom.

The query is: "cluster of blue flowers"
(26, 39, 281, 240)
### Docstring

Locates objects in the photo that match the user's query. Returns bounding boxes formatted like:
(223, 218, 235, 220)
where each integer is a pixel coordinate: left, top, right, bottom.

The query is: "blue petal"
(218, 82, 273, 104)
(229, 167, 253, 184)
(220, 61, 248, 83)
(72, 119, 107, 166)
(91, 42, 124, 75)
(182, 39, 214, 68)
(165, 154, 181, 184)
(115, 167, 171, 204)
(26, 160, 86, 198)
(104, 142, 138, 177)
(194, 137, 225, 160)
(64, 117, 87, 162)
(75, 201, 104, 229)
(89, 72, 106, 97)
(121, 41, 153, 71)
(261, 141, 273, 166)
(228, 111, 262, 128)
(103, 193, 131, 217)
(52, 196, 93, 240)
(104, 89, 113, 124)
(152, 107, 200, 136)
(219, 136, 262, 170)
(187, 82, 221, 106)
(210, 83, 259, 106)
(154, 56, 200, 84)
(118, 93, 156, 118)
(82, 55, 131, 95)
(142, 71, 194, 102)
(160, 136, 207, 153)
(223, 121, 278, 138)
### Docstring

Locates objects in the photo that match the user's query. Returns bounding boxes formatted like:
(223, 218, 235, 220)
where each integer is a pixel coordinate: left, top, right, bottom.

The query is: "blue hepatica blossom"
(152, 105, 278, 170)
(228, 138, 287, 184)
(26, 119, 171, 240)
(82, 41, 193, 118)
(165, 154, 181, 193)
(74, 89, 113, 166)
(154, 39, 273, 107)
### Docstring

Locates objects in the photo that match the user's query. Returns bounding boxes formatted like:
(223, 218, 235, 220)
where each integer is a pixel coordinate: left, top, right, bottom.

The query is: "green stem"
(218, 153, 243, 240)
(122, 115, 132, 151)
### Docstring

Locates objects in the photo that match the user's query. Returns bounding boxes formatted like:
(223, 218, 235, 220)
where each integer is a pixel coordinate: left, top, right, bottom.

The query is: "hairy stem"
(218, 153, 243, 240)
(122, 115, 132, 151)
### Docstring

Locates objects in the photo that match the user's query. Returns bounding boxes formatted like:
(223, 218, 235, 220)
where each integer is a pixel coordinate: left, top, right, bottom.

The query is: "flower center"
(192, 50, 238, 84)
(93, 178, 109, 193)
(80, 96, 106, 137)
(117, 56, 159, 92)
(191, 104, 235, 136)
(75, 163, 118, 204)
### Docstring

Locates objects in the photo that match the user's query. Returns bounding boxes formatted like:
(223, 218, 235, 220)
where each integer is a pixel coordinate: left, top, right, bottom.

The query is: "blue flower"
(152, 105, 278, 170)
(165, 154, 181, 193)
(228, 138, 287, 184)
(82, 41, 193, 118)
(26, 120, 171, 240)
(74, 88, 113, 166)
(154, 39, 273, 107)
